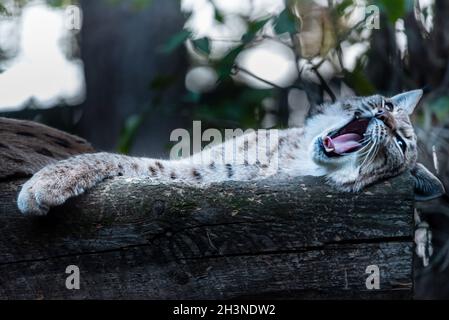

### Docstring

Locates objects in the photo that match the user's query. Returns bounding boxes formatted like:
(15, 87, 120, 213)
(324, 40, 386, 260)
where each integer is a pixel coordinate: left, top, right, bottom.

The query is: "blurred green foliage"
(107, 0, 153, 10)
(160, 29, 192, 53)
(118, 114, 145, 154)
(0, 3, 8, 14)
(374, 0, 407, 23)
(117, 0, 449, 153)
(430, 96, 449, 123)
(274, 7, 298, 34)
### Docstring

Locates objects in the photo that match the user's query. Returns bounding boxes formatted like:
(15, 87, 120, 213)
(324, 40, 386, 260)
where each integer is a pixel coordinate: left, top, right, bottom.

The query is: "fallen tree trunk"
(0, 117, 415, 299)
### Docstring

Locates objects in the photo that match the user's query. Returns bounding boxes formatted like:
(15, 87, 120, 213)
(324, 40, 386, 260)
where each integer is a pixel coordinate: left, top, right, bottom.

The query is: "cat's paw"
(17, 168, 83, 216)
(17, 183, 47, 216)
(18, 177, 66, 216)
(17, 152, 117, 216)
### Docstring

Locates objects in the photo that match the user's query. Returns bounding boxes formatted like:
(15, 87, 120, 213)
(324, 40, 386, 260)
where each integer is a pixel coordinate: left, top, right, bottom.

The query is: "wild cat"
(17, 89, 445, 216)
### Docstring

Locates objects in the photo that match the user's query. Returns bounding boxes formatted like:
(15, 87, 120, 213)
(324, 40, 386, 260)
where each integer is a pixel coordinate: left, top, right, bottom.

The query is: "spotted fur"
(17, 90, 443, 216)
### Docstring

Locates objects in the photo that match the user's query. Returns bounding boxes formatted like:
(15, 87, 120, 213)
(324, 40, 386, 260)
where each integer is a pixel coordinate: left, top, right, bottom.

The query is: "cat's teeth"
(323, 136, 335, 153)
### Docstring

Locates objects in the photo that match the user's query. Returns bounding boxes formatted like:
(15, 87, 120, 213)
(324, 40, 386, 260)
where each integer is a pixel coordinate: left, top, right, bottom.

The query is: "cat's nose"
(375, 110, 396, 131)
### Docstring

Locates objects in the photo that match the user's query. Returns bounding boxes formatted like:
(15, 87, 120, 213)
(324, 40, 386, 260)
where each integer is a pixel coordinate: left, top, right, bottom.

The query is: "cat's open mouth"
(321, 118, 371, 157)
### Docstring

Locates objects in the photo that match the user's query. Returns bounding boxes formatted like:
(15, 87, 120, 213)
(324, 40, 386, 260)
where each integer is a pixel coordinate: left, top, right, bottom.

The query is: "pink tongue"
(324, 133, 362, 154)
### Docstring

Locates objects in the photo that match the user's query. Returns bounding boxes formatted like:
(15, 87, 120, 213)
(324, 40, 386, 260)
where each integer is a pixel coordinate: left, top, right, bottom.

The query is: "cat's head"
(305, 89, 445, 200)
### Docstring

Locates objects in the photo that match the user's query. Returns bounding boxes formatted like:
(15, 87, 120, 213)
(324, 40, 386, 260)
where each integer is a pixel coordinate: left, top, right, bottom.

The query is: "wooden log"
(0, 117, 94, 180)
(0, 174, 414, 299)
(0, 117, 415, 299)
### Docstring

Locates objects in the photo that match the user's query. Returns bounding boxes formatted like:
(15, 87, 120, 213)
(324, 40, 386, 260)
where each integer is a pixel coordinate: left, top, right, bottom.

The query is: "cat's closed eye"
(395, 134, 407, 153)
(384, 101, 394, 112)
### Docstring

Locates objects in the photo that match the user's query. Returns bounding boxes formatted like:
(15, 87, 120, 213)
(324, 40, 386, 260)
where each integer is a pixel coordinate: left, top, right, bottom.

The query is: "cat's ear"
(411, 163, 445, 201)
(391, 89, 423, 115)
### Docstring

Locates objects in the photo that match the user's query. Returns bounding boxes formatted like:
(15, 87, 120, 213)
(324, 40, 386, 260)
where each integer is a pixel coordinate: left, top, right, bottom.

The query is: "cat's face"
(305, 90, 444, 200)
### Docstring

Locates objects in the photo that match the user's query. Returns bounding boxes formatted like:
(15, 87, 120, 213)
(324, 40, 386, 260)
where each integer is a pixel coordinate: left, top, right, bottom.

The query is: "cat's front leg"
(17, 152, 141, 216)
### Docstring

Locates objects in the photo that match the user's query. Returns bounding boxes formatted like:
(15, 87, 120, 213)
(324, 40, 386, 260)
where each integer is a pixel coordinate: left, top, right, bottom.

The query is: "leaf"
(0, 3, 9, 15)
(216, 44, 245, 80)
(274, 8, 297, 35)
(117, 114, 144, 154)
(343, 60, 375, 95)
(214, 7, 224, 23)
(241, 17, 271, 43)
(375, 0, 406, 23)
(248, 17, 271, 33)
(191, 37, 210, 55)
(335, 0, 353, 15)
(192, 86, 273, 128)
(160, 30, 192, 54)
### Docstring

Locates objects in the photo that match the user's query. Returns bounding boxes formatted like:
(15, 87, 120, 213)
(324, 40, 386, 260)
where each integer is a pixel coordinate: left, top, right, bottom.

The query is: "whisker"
(367, 139, 379, 162)
(359, 134, 381, 169)
(359, 142, 375, 168)
(356, 146, 372, 157)
(366, 141, 380, 167)
(354, 147, 372, 158)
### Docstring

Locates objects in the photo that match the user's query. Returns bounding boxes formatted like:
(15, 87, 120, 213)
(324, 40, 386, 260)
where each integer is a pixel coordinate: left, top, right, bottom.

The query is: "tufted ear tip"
(412, 163, 446, 201)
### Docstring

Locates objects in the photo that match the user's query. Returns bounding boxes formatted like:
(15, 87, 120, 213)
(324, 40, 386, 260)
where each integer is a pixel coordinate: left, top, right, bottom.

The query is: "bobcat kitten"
(18, 89, 445, 216)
